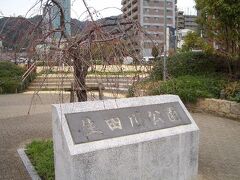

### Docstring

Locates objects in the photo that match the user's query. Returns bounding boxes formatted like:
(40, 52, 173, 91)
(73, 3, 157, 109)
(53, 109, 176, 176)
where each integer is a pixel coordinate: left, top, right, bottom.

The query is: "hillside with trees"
(0, 15, 120, 49)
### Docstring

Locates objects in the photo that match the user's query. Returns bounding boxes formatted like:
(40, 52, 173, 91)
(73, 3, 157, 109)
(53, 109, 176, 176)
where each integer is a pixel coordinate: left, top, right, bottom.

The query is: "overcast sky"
(0, 0, 196, 19)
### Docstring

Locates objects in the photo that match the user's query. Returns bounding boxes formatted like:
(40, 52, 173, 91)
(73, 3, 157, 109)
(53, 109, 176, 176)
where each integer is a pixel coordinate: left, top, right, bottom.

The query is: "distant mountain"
(0, 16, 39, 48)
(0, 15, 120, 49)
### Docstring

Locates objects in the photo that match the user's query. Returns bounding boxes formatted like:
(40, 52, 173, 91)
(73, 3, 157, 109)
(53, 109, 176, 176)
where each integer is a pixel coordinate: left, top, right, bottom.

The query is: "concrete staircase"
(27, 74, 143, 95)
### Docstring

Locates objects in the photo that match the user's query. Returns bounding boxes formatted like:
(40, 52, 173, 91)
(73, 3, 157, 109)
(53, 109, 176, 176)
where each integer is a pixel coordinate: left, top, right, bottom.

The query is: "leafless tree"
(0, 0, 158, 104)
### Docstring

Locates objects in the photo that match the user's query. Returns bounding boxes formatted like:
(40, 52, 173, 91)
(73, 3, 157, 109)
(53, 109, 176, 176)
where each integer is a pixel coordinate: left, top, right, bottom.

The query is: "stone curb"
(17, 148, 41, 180)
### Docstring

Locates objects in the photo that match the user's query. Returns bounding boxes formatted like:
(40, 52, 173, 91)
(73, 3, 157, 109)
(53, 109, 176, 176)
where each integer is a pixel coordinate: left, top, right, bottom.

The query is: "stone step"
(35, 76, 143, 81)
(27, 86, 129, 93)
(37, 74, 149, 78)
(29, 82, 132, 87)
(32, 79, 138, 84)
(104, 87, 129, 93)
(23, 91, 128, 99)
(27, 73, 145, 93)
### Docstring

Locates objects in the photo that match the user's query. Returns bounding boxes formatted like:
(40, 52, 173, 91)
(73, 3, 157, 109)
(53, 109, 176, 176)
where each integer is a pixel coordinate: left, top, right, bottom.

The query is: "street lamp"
(163, 0, 167, 81)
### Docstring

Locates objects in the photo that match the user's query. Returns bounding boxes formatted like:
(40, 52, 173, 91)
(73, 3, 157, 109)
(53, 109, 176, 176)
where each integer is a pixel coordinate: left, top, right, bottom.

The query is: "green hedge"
(0, 78, 20, 93)
(150, 52, 240, 80)
(149, 75, 226, 103)
(0, 61, 35, 93)
(26, 140, 54, 180)
(0, 61, 25, 77)
(0, 61, 24, 93)
(146, 52, 240, 103)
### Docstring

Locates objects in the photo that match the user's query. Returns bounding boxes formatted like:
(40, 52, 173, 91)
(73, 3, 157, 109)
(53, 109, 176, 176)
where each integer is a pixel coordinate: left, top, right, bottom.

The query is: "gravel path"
(0, 94, 239, 180)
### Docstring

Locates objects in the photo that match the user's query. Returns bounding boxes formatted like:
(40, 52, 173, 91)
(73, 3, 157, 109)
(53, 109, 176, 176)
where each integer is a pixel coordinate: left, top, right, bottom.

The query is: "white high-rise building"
(43, 0, 71, 39)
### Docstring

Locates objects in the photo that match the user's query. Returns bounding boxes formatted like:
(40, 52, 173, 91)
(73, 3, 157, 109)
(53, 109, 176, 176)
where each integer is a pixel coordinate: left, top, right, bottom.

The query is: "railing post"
(70, 82, 75, 103)
(98, 83, 104, 100)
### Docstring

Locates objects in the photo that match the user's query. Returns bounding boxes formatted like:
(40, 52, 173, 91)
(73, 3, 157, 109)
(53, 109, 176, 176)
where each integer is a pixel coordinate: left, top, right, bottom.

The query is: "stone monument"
(52, 95, 199, 180)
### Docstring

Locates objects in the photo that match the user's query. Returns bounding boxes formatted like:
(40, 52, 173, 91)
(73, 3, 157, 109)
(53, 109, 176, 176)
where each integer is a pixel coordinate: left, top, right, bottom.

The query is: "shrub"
(26, 140, 54, 180)
(127, 86, 135, 97)
(36, 61, 45, 66)
(149, 75, 226, 103)
(0, 61, 36, 93)
(181, 31, 214, 54)
(150, 60, 164, 81)
(0, 61, 25, 93)
(150, 52, 239, 80)
(224, 82, 240, 103)
(151, 45, 159, 61)
(232, 92, 240, 103)
(0, 61, 25, 77)
(0, 78, 20, 93)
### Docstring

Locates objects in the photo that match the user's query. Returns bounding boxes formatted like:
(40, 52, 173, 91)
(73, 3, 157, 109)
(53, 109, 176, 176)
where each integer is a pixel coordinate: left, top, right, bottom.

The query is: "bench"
(65, 83, 105, 102)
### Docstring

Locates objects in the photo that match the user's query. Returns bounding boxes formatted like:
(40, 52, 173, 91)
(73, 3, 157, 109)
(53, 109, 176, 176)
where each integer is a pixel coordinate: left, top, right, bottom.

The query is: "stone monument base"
(52, 95, 199, 180)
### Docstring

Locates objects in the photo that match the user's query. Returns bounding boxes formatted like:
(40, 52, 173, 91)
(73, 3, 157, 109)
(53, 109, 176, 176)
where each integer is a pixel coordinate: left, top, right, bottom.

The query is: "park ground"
(0, 93, 239, 180)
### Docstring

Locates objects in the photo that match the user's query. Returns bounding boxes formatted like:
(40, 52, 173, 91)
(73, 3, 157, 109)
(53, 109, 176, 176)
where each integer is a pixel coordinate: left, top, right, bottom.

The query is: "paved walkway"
(0, 94, 239, 180)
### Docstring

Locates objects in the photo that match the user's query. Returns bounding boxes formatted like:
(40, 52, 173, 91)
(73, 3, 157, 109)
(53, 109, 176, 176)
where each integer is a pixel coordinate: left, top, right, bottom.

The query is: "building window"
(144, 8, 150, 13)
(144, 17, 150, 21)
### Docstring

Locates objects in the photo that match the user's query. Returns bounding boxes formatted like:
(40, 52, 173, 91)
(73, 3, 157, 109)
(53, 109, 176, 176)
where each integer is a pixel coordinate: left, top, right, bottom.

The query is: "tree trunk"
(74, 60, 89, 102)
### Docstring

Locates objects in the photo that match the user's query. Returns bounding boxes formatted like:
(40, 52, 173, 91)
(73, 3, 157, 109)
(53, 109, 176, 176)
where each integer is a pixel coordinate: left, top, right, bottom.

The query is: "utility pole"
(163, 0, 167, 81)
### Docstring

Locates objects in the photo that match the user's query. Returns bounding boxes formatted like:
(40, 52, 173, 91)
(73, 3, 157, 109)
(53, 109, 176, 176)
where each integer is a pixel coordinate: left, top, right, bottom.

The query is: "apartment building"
(176, 11, 198, 31)
(122, 0, 177, 58)
(184, 15, 198, 31)
(176, 11, 184, 29)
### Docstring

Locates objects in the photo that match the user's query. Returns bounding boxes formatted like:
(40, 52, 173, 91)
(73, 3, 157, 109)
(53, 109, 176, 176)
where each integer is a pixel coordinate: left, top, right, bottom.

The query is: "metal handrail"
(21, 62, 36, 83)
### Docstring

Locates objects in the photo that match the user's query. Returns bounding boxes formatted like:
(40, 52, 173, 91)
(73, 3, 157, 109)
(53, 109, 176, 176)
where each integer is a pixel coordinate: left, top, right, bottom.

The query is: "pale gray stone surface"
(52, 95, 199, 180)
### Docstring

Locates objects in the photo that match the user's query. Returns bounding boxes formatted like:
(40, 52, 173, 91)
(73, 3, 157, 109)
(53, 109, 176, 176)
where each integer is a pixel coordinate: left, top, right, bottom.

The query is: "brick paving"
(0, 94, 239, 180)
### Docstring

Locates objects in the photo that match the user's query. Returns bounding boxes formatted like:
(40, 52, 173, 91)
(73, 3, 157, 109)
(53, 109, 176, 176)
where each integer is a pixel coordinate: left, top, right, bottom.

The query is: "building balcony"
(127, 2, 132, 8)
(121, 0, 127, 5)
(123, 14, 128, 19)
(132, 0, 138, 5)
(121, 6, 127, 12)
(132, 13, 138, 20)
(132, 4, 138, 12)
